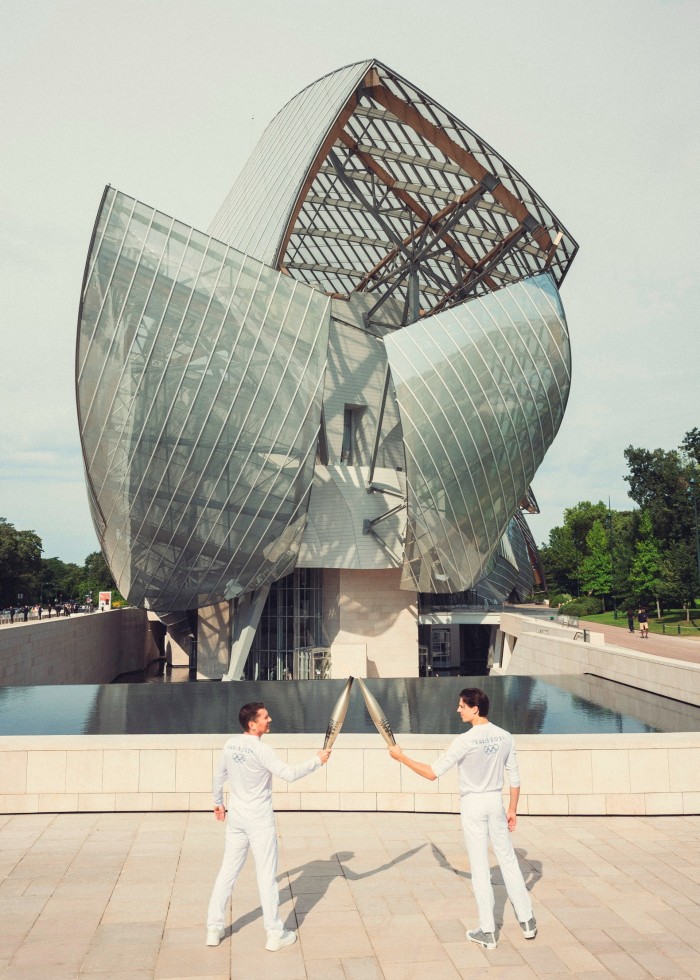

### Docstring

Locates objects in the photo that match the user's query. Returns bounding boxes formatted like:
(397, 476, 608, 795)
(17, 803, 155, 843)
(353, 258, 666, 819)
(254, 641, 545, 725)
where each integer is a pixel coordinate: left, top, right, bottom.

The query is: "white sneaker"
(265, 929, 297, 951)
(520, 917, 537, 939)
(206, 926, 225, 946)
(467, 928, 497, 949)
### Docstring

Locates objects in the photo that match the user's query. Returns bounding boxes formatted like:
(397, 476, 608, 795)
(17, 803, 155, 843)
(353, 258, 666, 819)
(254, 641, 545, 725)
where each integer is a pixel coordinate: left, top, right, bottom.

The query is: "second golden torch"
(323, 676, 354, 749)
(356, 677, 396, 746)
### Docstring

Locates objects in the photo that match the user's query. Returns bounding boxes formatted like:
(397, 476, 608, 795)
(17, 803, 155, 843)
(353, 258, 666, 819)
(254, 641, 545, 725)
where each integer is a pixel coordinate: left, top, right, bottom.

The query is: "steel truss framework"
(214, 62, 577, 328)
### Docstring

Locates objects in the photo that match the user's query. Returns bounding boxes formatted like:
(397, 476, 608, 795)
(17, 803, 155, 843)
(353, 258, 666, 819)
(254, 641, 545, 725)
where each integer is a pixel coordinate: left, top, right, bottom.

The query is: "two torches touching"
(323, 676, 395, 750)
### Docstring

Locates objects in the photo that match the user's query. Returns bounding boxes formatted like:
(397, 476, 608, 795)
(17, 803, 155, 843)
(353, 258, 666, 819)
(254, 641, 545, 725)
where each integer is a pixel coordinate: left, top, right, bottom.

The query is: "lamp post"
(690, 478, 700, 594)
(607, 500, 617, 619)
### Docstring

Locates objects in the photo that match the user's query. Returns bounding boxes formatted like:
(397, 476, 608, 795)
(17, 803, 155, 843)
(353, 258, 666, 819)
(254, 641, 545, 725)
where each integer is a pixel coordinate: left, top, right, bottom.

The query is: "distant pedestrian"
(22, 605, 29, 622)
(626, 607, 635, 633)
(9, 607, 15, 624)
(37, 605, 43, 620)
(638, 606, 648, 638)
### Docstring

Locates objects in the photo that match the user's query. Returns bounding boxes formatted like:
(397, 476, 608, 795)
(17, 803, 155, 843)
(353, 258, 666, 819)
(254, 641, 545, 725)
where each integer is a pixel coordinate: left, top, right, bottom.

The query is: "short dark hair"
(460, 687, 489, 717)
(239, 701, 266, 731)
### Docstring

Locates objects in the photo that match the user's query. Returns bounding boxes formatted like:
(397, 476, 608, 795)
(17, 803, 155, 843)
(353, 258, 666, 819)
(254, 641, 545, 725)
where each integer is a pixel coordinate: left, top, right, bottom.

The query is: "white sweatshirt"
(213, 733, 321, 823)
(431, 722, 521, 795)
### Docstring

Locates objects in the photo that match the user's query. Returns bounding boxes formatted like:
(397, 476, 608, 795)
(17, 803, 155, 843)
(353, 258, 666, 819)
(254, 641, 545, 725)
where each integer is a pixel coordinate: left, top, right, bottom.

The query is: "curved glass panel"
(77, 189, 330, 612)
(474, 515, 535, 603)
(208, 61, 371, 263)
(384, 273, 570, 592)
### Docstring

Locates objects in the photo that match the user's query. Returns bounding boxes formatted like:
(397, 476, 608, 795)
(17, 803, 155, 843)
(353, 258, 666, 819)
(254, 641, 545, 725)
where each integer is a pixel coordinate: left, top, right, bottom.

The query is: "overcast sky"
(2, 0, 697, 565)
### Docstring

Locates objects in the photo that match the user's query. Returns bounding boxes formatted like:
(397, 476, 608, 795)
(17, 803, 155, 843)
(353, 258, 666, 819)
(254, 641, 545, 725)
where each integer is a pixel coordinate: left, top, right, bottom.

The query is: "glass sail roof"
(211, 60, 578, 330)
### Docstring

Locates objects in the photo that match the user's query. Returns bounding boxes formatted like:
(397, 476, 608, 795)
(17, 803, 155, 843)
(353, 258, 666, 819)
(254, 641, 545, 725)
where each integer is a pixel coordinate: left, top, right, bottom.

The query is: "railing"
(419, 596, 503, 614)
(293, 647, 331, 680)
(659, 621, 700, 637)
(0, 606, 96, 625)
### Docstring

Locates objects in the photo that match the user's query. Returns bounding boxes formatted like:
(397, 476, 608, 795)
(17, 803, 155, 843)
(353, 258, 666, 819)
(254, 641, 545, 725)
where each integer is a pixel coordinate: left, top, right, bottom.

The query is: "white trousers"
(460, 792, 533, 933)
(207, 818, 285, 935)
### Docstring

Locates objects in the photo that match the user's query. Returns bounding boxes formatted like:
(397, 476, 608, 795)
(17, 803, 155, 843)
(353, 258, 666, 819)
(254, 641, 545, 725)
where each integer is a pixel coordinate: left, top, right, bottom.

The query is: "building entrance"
(244, 568, 323, 680)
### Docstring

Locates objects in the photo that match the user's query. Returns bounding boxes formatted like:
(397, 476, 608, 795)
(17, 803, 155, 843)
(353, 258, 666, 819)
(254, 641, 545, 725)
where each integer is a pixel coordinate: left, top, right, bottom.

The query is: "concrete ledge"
(1, 731, 698, 816)
(0, 608, 156, 685)
(499, 612, 700, 706)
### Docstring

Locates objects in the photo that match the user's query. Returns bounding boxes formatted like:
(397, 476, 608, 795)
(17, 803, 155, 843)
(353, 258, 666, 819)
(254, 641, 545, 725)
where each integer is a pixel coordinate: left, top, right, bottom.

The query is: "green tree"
(580, 519, 612, 599)
(629, 511, 664, 617)
(0, 518, 43, 607)
(625, 430, 699, 606)
(77, 551, 118, 603)
(681, 428, 700, 466)
(662, 541, 699, 620)
(540, 501, 608, 597)
(39, 557, 83, 605)
(609, 510, 636, 606)
(540, 523, 578, 596)
(624, 441, 695, 545)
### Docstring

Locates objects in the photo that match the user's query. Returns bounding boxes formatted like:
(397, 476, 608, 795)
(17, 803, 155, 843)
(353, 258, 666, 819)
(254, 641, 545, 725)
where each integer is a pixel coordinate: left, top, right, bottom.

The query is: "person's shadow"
(228, 842, 542, 936)
(430, 842, 542, 931)
(229, 844, 427, 935)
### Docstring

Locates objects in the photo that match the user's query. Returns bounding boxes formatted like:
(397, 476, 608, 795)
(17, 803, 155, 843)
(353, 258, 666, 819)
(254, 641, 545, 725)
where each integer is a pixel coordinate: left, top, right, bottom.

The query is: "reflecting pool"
(1, 675, 699, 736)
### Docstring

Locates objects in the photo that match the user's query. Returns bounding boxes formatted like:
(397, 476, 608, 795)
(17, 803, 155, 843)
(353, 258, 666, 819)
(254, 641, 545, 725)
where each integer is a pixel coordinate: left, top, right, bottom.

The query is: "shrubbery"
(547, 592, 572, 608)
(560, 596, 604, 616)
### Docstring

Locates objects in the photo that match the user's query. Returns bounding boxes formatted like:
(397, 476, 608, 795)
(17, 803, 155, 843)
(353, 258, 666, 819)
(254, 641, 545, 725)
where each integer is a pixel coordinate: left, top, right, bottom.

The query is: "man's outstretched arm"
(388, 743, 437, 781)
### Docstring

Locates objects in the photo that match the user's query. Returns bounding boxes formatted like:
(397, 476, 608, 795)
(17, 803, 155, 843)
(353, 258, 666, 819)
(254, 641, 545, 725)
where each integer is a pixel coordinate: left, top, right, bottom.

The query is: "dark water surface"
(1, 675, 699, 736)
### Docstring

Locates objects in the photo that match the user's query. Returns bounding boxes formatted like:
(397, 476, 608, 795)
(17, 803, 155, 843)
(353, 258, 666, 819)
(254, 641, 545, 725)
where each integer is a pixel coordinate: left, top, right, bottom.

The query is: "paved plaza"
(2, 808, 700, 979)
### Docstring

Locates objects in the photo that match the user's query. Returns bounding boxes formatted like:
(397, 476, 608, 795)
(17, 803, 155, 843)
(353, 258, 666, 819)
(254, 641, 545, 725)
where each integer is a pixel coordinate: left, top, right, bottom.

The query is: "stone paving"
(2, 808, 700, 979)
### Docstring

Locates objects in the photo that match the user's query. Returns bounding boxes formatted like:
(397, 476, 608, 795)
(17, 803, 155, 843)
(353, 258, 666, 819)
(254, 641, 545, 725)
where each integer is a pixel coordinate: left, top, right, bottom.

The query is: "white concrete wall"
(331, 568, 418, 677)
(498, 612, 700, 707)
(0, 609, 156, 685)
(1, 732, 698, 816)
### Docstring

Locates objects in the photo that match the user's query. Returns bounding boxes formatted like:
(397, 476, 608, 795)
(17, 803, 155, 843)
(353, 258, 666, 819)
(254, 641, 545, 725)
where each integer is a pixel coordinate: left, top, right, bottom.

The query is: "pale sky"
(1, 0, 698, 564)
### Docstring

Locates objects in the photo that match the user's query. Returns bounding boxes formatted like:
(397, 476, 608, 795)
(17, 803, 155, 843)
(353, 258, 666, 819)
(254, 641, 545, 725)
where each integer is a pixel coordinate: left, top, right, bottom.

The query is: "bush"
(547, 592, 572, 608)
(560, 596, 604, 616)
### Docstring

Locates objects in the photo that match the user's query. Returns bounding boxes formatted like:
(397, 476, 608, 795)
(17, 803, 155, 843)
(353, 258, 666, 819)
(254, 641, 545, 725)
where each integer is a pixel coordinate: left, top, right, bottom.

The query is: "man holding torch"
(387, 687, 536, 950)
(206, 701, 330, 951)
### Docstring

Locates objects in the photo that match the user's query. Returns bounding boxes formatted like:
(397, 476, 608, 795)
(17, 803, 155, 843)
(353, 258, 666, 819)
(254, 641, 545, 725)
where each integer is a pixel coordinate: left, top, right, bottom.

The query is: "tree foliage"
(628, 511, 664, 615)
(580, 519, 612, 597)
(0, 518, 120, 608)
(542, 429, 700, 613)
(0, 518, 42, 607)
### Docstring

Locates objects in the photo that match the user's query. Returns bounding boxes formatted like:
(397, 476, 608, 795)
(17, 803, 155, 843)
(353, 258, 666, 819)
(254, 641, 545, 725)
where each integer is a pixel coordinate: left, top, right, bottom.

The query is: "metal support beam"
(363, 502, 405, 534)
(427, 220, 530, 315)
(365, 81, 552, 253)
(222, 586, 270, 681)
(366, 363, 391, 490)
(356, 176, 496, 293)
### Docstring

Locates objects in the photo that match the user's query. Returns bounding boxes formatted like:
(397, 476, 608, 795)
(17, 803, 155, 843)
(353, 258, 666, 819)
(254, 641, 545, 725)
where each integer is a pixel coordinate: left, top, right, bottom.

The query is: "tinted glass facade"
(78, 188, 330, 612)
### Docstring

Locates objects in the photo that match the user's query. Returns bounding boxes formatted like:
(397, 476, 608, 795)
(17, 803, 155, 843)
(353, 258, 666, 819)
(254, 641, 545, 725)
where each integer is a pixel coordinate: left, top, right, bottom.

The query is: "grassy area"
(580, 608, 700, 637)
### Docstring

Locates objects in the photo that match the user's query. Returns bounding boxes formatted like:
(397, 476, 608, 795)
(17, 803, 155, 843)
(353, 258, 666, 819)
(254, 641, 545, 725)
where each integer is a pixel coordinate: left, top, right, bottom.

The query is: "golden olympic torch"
(323, 676, 354, 749)
(356, 677, 396, 746)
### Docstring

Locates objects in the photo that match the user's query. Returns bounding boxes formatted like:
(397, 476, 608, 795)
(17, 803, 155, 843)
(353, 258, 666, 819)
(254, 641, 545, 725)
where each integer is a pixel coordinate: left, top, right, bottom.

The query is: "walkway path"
(2, 809, 699, 978)
(584, 619, 700, 666)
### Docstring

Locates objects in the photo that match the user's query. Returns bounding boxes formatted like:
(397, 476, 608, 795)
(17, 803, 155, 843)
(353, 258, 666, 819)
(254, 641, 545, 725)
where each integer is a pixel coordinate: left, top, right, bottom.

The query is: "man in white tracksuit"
(206, 701, 330, 951)
(388, 687, 536, 950)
